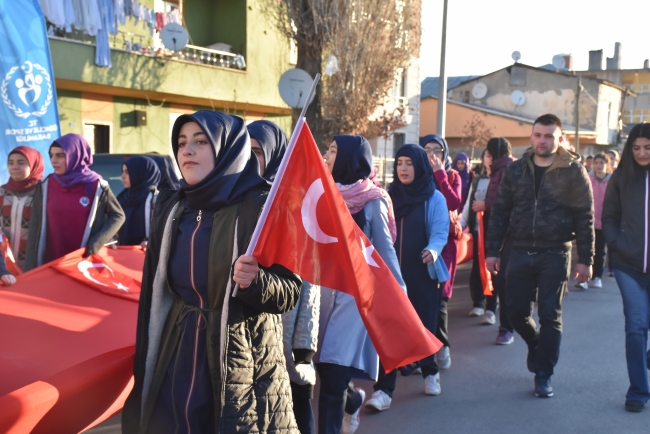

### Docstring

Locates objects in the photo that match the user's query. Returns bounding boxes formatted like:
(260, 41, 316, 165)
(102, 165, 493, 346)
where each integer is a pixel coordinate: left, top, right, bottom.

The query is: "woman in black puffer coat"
(122, 111, 301, 434)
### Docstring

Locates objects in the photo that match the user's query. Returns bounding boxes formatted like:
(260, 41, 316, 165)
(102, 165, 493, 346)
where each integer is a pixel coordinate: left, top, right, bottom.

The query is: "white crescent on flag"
(77, 260, 114, 287)
(301, 178, 338, 244)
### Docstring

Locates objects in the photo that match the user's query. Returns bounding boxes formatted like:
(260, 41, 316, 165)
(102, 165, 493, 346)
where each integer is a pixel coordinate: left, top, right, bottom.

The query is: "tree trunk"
(295, 38, 324, 150)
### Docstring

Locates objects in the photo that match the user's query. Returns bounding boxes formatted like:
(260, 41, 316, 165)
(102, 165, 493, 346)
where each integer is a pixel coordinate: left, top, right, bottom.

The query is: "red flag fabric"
(0, 247, 142, 433)
(477, 212, 494, 296)
(0, 233, 23, 276)
(53, 252, 141, 302)
(251, 119, 442, 372)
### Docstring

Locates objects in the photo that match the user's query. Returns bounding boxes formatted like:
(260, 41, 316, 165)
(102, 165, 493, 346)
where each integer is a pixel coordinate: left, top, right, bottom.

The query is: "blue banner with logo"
(0, 0, 60, 184)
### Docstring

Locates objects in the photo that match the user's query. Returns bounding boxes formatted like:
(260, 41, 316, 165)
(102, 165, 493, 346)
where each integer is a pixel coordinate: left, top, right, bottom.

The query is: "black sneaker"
(527, 345, 538, 373)
(534, 372, 553, 398)
(625, 400, 646, 412)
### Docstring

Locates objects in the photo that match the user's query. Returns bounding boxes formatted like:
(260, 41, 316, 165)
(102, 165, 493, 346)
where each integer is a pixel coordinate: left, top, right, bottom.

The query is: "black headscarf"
(247, 120, 287, 182)
(171, 111, 268, 211)
(389, 144, 436, 219)
(147, 154, 180, 190)
(331, 135, 373, 185)
(420, 134, 451, 171)
(117, 156, 160, 245)
(330, 134, 373, 230)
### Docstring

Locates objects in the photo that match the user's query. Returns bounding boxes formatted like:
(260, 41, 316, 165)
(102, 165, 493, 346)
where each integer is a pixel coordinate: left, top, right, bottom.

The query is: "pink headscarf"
(336, 178, 397, 242)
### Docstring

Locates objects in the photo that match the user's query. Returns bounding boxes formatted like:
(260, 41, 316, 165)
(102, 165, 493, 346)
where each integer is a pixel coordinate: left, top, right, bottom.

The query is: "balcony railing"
(47, 26, 245, 71)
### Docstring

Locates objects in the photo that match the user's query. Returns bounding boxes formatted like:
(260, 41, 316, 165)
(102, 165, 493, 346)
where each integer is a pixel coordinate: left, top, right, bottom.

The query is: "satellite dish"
(160, 23, 189, 51)
(510, 90, 526, 106)
(472, 82, 488, 99)
(552, 55, 566, 70)
(512, 51, 521, 62)
(278, 68, 315, 109)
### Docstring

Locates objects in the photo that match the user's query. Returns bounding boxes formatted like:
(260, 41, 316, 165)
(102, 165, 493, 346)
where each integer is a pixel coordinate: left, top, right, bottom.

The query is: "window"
(622, 110, 650, 124)
(628, 84, 650, 94)
(393, 133, 406, 157)
(83, 123, 111, 154)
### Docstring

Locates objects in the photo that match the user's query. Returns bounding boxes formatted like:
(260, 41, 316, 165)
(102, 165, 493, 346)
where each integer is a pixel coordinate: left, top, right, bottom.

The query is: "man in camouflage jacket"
(486, 114, 594, 398)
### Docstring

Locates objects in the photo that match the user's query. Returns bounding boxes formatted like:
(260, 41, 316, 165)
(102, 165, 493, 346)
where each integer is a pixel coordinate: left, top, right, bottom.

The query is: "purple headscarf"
(50, 134, 101, 191)
(452, 152, 471, 204)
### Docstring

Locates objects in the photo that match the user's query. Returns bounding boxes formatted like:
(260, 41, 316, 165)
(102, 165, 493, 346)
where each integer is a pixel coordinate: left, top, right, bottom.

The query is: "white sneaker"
(574, 281, 588, 290)
(437, 346, 451, 370)
(590, 277, 602, 288)
(365, 390, 391, 412)
(482, 311, 496, 325)
(469, 307, 485, 317)
(342, 388, 366, 434)
(413, 367, 422, 374)
(424, 373, 441, 395)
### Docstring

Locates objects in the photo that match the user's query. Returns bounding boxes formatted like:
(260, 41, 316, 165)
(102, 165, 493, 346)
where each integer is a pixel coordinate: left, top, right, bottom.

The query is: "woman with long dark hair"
(25, 134, 125, 269)
(460, 149, 497, 323)
(121, 111, 302, 433)
(602, 123, 650, 412)
(117, 156, 161, 247)
(318, 135, 404, 434)
(0, 146, 44, 270)
(420, 134, 461, 370)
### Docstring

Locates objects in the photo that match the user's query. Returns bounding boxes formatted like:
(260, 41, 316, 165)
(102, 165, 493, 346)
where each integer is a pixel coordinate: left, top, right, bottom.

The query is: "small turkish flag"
(251, 119, 442, 372)
(53, 254, 141, 302)
(0, 233, 22, 276)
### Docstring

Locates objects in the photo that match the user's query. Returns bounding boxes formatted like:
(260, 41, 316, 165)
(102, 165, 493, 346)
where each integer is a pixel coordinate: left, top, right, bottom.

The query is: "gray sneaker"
(437, 346, 451, 369)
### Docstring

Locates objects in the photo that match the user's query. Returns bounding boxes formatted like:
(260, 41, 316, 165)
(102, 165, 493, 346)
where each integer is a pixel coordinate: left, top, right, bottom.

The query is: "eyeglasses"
(425, 148, 444, 156)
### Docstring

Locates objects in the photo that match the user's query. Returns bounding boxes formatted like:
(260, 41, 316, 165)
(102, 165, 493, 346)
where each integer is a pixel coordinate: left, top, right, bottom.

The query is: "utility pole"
(436, 0, 449, 136)
(574, 76, 581, 153)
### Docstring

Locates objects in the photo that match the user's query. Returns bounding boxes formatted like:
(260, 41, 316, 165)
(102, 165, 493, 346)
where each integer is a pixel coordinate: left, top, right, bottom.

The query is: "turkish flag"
(477, 212, 494, 296)
(0, 233, 23, 276)
(53, 252, 141, 302)
(251, 119, 442, 372)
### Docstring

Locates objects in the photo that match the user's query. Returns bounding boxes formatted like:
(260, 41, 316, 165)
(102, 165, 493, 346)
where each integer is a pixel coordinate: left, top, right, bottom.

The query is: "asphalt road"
(88, 263, 649, 433)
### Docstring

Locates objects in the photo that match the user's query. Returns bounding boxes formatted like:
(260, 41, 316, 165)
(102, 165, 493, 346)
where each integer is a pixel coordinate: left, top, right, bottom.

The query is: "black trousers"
(315, 363, 363, 434)
(290, 383, 315, 434)
(594, 229, 606, 279)
(506, 248, 570, 375)
(470, 229, 498, 311)
(436, 298, 450, 347)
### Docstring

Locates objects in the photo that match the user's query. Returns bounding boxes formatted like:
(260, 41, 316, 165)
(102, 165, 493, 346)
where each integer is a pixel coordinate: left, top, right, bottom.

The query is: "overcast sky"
(420, 0, 650, 80)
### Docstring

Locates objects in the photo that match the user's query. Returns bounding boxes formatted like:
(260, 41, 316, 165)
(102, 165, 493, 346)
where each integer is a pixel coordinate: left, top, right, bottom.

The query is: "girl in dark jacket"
(0, 146, 44, 270)
(24, 134, 125, 270)
(420, 134, 461, 370)
(121, 111, 302, 434)
(484, 137, 516, 345)
(117, 156, 161, 248)
(602, 122, 650, 413)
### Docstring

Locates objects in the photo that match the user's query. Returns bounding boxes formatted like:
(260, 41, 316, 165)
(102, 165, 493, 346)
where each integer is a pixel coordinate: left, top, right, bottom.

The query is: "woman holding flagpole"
(317, 134, 405, 434)
(0, 146, 44, 270)
(122, 111, 302, 434)
(366, 144, 449, 411)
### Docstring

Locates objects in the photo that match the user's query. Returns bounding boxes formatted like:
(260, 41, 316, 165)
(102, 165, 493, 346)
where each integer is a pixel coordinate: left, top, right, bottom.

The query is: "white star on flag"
(360, 237, 379, 268)
(113, 282, 130, 292)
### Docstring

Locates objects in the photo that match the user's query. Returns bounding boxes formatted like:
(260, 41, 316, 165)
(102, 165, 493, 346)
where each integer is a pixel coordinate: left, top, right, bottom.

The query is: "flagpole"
(233, 73, 321, 297)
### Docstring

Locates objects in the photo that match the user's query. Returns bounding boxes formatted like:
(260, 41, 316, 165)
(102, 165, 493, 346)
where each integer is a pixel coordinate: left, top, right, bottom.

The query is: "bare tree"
(462, 114, 493, 159)
(365, 103, 409, 186)
(261, 0, 421, 149)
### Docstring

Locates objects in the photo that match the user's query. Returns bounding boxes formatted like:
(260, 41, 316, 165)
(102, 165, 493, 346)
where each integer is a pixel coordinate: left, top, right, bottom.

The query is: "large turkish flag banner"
(251, 119, 442, 372)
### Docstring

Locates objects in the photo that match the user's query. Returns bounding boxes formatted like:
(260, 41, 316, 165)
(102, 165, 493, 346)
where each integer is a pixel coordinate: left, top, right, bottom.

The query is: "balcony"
(47, 27, 245, 72)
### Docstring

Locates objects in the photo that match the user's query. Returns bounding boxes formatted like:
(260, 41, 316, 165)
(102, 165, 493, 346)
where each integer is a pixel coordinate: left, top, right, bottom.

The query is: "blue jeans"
(615, 268, 650, 402)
